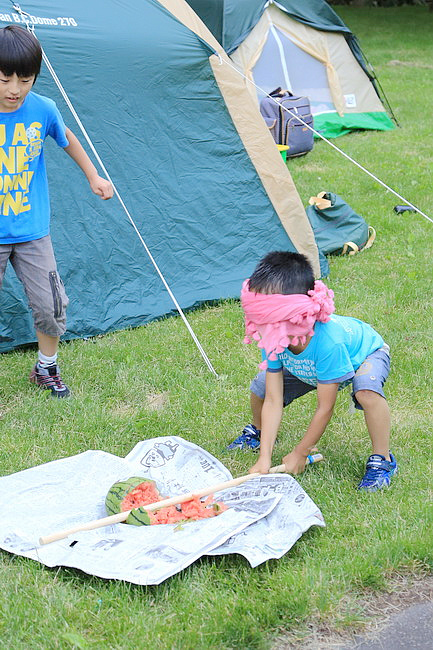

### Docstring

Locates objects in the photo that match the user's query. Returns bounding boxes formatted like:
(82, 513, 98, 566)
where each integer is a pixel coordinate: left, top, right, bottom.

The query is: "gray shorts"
(0, 235, 69, 337)
(250, 345, 390, 411)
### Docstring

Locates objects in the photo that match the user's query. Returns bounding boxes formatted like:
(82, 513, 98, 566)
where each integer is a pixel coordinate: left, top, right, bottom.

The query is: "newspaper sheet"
(209, 474, 325, 567)
(0, 436, 325, 585)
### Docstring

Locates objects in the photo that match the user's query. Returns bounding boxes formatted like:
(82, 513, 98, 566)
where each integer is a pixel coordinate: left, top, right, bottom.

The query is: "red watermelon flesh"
(120, 481, 162, 511)
(180, 495, 228, 520)
(120, 481, 228, 525)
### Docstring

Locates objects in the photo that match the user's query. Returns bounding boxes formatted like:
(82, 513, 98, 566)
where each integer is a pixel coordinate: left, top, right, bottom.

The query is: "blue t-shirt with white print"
(0, 91, 69, 244)
(264, 314, 384, 386)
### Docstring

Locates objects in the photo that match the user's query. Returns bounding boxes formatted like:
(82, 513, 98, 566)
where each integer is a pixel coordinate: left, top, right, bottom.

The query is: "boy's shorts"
(0, 235, 69, 337)
(249, 345, 391, 410)
(351, 344, 390, 409)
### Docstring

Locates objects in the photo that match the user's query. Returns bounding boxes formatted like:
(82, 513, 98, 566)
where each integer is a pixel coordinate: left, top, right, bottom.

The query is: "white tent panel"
(253, 25, 334, 115)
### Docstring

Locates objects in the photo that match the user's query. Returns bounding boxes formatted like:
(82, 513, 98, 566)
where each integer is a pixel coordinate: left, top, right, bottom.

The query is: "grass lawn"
(0, 6, 432, 650)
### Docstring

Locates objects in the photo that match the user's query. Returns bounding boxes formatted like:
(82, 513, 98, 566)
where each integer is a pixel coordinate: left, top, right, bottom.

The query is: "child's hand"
(90, 175, 114, 200)
(248, 458, 271, 475)
(282, 449, 308, 475)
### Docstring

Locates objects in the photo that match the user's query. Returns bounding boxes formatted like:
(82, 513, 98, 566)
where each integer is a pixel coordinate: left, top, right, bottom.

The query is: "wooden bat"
(39, 453, 323, 545)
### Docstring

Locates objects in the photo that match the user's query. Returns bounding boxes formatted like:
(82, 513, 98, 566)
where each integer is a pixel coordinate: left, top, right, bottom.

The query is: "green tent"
(186, 0, 396, 138)
(0, 0, 321, 353)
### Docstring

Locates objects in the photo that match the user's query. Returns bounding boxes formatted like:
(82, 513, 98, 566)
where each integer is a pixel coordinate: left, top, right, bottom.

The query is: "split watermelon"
(105, 476, 228, 526)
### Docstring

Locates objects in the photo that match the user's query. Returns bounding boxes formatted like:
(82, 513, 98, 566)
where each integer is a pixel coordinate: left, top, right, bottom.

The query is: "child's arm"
(249, 370, 284, 474)
(63, 128, 113, 200)
(283, 382, 338, 474)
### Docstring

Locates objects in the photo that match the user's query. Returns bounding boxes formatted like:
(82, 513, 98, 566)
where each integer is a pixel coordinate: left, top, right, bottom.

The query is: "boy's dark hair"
(0, 25, 42, 80)
(249, 251, 315, 295)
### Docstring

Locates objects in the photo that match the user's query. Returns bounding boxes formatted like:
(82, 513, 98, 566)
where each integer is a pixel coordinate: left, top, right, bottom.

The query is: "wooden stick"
(39, 454, 323, 545)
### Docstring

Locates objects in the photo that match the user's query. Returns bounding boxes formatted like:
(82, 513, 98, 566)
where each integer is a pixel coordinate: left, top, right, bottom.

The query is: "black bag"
(260, 87, 314, 157)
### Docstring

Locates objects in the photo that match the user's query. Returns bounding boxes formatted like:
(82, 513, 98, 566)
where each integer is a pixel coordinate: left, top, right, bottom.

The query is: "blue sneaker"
(226, 424, 261, 451)
(357, 453, 398, 492)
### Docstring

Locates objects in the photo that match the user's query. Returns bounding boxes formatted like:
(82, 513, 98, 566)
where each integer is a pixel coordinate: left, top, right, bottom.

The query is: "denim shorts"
(351, 345, 390, 409)
(250, 345, 391, 411)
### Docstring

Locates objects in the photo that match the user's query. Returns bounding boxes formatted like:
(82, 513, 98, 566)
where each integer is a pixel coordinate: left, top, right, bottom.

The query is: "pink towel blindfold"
(241, 279, 335, 368)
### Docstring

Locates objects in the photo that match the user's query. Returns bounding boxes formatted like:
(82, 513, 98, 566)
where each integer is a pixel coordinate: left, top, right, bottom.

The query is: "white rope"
(223, 54, 433, 225)
(12, 3, 219, 376)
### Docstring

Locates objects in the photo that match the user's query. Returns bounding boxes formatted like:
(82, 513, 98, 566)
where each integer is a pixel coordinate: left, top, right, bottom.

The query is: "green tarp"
(313, 112, 395, 139)
(0, 0, 302, 352)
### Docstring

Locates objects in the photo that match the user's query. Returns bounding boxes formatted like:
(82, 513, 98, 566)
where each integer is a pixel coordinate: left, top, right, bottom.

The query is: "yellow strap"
(308, 192, 332, 210)
(342, 226, 376, 256)
(342, 241, 359, 256)
(363, 225, 376, 251)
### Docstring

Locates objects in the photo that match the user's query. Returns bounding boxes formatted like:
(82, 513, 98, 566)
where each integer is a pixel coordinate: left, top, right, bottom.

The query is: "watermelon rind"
(105, 477, 157, 516)
(125, 507, 152, 526)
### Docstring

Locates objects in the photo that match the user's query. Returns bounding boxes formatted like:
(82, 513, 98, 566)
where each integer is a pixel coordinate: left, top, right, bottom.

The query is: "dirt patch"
(273, 574, 433, 649)
(145, 392, 169, 410)
(110, 403, 138, 417)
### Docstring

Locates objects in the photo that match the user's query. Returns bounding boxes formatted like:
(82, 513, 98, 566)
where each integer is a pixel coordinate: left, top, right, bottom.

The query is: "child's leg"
(2, 242, 62, 362)
(353, 389, 391, 460)
(352, 346, 391, 458)
(36, 331, 60, 357)
(352, 347, 397, 491)
(355, 388, 396, 491)
(227, 371, 315, 450)
(10, 237, 69, 340)
(10, 237, 70, 397)
(250, 391, 264, 430)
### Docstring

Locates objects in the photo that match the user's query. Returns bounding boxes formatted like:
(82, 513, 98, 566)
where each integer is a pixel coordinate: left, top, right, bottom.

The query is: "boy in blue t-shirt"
(0, 25, 113, 397)
(227, 251, 397, 492)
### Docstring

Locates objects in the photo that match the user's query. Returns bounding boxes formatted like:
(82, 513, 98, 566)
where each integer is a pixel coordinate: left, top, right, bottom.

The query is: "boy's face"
(0, 71, 35, 112)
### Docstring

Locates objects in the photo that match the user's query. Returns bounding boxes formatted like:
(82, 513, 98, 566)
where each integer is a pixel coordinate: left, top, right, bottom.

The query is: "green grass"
(1, 6, 433, 649)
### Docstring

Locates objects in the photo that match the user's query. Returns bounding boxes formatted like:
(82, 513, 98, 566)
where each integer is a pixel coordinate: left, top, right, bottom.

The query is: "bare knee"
(354, 389, 383, 409)
(251, 392, 264, 405)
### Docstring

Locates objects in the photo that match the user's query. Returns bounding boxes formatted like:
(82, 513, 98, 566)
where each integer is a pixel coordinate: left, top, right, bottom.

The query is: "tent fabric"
(185, 0, 395, 138)
(159, 0, 320, 265)
(231, 6, 346, 116)
(0, 0, 320, 353)
(208, 57, 320, 264)
(186, 0, 351, 54)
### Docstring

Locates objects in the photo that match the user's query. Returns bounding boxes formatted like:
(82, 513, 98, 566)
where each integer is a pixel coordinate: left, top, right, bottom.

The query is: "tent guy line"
(11, 1, 219, 377)
(219, 55, 433, 225)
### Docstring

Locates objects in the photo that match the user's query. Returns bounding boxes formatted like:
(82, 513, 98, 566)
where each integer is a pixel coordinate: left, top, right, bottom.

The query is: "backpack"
(260, 88, 314, 158)
(306, 192, 376, 256)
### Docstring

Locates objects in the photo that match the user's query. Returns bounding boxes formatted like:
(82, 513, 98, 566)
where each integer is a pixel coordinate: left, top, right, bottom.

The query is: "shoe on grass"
(29, 363, 71, 398)
(357, 453, 397, 492)
(226, 424, 261, 451)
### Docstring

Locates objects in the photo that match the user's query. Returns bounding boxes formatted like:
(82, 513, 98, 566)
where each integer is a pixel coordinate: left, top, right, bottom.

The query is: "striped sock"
(37, 351, 58, 369)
